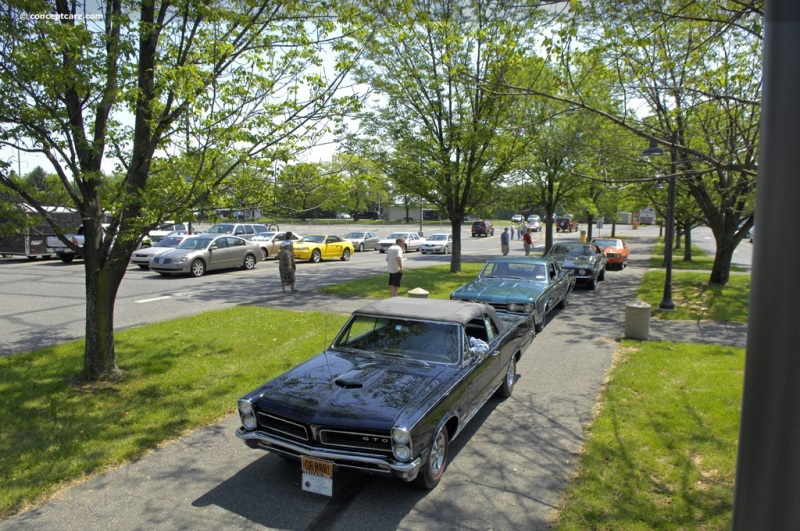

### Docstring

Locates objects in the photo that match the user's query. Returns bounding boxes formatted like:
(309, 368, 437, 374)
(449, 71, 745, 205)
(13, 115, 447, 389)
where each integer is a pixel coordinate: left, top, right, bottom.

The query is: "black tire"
(444, 245, 450, 255)
(137, 264, 149, 270)
(472, 233, 477, 237)
(558, 289, 569, 309)
(60, 254, 75, 263)
(598, 268, 606, 281)
(190, 259, 206, 277)
(311, 249, 322, 263)
(587, 276, 597, 290)
(261, 247, 269, 261)
(242, 253, 257, 270)
(535, 307, 547, 333)
(341, 248, 351, 261)
(414, 425, 449, 489)
(358, 243, 364, 252)
(496, 357, 517, 398)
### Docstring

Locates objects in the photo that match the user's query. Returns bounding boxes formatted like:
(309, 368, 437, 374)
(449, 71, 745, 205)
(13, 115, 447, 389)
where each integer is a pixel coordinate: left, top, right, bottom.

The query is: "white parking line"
(135, 296, 172, 303)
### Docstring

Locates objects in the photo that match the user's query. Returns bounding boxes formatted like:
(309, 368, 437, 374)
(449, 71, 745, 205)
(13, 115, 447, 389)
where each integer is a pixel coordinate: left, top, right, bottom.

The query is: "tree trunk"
(709, 234, 736, 285)
(82, 235, 126, 381)
(683, 223, 693, 261)
(449, 218, 463, 273)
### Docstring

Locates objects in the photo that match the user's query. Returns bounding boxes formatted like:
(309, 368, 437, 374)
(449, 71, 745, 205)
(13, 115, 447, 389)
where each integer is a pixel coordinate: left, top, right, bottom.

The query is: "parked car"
(471, 220, 495, 237)
(590, 238, 630, 269)
(250, 231, 302, 260)
(527, 214, 542, 232)
(293, 234, 355, 263)
(142, 222, 194, 246)
(511, 214, 524, 223)
(343, 231, 380, 252)
(555, 215, 579, 233)
(205, 223, 270, 239)
(336, 213, 351, 219)
(376, 232, 425, 253)
(420, 233, 452, 254)
(544, 242, 607, 290)
(235, 297, 535, 492)
(130, 234, 190, 269)
(149, 234, 260, 277)
(352, 211, 382, 221)
(450, 256, 574, 332)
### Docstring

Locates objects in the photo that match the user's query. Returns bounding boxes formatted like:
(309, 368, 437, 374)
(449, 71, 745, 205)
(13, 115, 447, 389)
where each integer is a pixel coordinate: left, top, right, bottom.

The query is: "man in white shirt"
(386, 237, 405, 297)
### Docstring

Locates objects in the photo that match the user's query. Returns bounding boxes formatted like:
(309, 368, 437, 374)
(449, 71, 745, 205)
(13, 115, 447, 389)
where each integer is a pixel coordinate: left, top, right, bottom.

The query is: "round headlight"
(238, 399, 253, 416)
(508, 303, 520, 312)
(242, 413, 257, 430)
(392, 427, 411, 445)
(523, 304, 535, 313)
(393, 444, 412, 461)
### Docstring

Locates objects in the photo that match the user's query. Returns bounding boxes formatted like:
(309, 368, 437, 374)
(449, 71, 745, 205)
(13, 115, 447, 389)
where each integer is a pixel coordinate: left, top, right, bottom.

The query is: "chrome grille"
(256, 412, 309, 441)
(319, 429, 392, 453)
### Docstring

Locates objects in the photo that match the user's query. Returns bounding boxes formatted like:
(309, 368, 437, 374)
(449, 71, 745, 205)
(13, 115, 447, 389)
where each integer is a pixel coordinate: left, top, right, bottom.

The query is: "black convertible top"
(354, 297, 500, 328)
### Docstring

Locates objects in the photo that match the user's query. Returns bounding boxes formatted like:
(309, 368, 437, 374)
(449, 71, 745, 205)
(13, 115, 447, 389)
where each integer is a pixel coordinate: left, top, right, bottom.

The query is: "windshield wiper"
(377, 350, 430, 367)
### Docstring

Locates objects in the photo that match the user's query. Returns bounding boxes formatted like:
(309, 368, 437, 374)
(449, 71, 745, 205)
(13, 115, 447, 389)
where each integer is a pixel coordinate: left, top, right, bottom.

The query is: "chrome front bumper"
(235, 428, 422, 481)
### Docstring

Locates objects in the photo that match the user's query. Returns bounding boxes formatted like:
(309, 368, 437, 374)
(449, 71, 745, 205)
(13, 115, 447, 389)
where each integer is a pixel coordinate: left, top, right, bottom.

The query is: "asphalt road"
(0, 224, 664, 530)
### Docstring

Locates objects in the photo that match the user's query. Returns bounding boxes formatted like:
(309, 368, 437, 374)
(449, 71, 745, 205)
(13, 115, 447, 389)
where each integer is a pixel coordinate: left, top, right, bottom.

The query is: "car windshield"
(345, 232, 364, 238)
(178, 237, 213, 250)
(301, 235, 326, 243)
(206, 224, 234, 234)
(334, 315, 460, 364)
(157, 236, 184, 247)
(593, 239, 618, 248)
(429, 234, 449, 241)
(551, 244, 594, 257)
(480, 261, 547, 281)
(387, 233, 408, 239)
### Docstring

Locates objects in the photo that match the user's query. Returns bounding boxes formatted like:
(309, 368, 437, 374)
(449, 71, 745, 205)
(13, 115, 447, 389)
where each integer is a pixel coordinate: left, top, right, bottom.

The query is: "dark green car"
(450, 256, 574, 333)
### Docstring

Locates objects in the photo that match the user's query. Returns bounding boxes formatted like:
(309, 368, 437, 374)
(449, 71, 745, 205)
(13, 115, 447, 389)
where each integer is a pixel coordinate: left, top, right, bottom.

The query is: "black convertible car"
(235, 298, 534, 494)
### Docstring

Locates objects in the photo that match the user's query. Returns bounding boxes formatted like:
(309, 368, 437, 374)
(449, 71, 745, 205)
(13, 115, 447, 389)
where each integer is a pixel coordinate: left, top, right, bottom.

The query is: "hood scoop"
(334, 378, 364, 389)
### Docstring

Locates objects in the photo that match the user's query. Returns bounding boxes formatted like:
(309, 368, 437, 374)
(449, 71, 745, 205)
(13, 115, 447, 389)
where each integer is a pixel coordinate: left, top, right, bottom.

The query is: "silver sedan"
(130, 234, 190, 269)
(250, 231, 302, 260)
(149, 234, 260, 277)
(343, 231, 380, 252)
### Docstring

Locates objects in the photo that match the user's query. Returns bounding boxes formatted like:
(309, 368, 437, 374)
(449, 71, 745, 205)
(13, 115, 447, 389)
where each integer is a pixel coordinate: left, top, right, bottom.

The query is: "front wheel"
(587, 277, 597, 290)
(558, 290, 569, 309)
(190, 259, 206, 277)
(535, 307, 547, 333)
(242, 253, 257, 270)
(598, 268, 606, 281)
(261, 247, 269, 261)
(414, 425, 449, 489)
(496, 357, 517, 398)
(444, 245, 450, 255)
(341, 248, 351, 261)
(358, 243, 364, 252)
(311, 249, 322, 263)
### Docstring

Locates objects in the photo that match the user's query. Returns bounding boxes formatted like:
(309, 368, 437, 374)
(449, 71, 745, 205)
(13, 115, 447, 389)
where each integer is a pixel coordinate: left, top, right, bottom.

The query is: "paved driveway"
(1, 233, 658, 530)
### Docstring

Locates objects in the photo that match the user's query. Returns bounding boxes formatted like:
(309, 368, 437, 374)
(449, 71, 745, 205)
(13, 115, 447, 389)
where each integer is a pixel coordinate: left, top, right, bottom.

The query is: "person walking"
(500, 227, 510, 255)
(522, 228, 533, 256)
(278, 240, 297, 293)
(386, 237, 405, 297)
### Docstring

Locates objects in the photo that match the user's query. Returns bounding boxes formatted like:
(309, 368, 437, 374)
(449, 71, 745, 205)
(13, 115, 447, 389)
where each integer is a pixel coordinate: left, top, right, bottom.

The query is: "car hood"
(154, 248, 200, 260)
(248, 350, 448, 430)
(133, 246, 176, 257)
(451, 277, 545, 303)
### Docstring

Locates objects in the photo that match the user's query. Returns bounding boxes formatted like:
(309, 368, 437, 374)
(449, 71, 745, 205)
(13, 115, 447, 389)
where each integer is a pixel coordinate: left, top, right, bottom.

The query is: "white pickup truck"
(45, 226, 85, 262)
(46, 224, 111, 262)
(141, 222, 193, 247)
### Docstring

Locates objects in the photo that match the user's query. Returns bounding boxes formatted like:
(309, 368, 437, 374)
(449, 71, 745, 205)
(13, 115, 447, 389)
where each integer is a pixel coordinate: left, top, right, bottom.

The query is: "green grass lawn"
(648, 241, 744, 272)
(319, 262, 485, 298)
(553, 341, 743, 530)
(0, 307, 348, 519)
(638, 271, 750, 322)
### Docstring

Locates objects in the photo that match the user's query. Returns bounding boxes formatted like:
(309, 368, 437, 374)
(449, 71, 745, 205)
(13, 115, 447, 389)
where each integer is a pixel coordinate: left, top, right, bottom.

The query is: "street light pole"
(660, 151, 676, 311)
(641, 136, 676, 311)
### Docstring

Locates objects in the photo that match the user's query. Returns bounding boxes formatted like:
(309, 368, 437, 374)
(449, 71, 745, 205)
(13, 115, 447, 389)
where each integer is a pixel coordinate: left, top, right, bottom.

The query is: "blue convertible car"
(450, 256, 574, 332)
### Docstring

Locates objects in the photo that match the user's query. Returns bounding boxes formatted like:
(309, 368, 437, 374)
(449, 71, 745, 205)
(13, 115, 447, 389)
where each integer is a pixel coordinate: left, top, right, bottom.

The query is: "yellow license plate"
(302, 456, 333, 478)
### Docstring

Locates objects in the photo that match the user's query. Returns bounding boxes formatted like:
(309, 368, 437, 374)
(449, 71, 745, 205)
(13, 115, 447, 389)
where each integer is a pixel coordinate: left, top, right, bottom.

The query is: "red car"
(591, 238, 629, 269)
